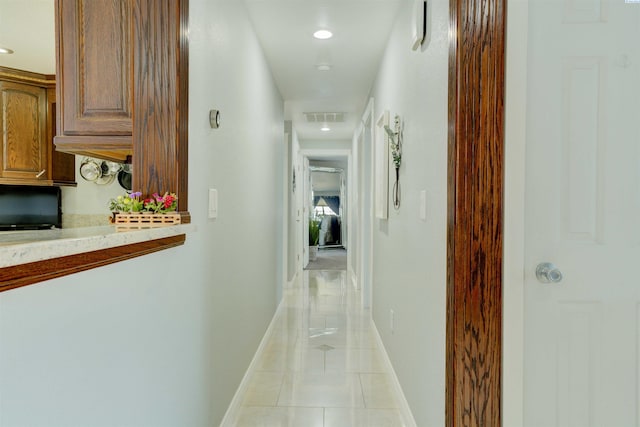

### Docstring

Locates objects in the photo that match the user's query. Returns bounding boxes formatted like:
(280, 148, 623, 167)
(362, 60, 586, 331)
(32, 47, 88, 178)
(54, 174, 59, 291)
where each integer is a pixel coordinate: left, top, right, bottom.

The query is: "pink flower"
(163, 194, 175, 208)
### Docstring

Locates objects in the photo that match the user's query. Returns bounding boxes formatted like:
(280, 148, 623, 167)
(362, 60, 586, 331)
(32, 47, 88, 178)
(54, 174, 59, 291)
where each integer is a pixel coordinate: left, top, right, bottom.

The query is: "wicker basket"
(113, 212, 181, 231)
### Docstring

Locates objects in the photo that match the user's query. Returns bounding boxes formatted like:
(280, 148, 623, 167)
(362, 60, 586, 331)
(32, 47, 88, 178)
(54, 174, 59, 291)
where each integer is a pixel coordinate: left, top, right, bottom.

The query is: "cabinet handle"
(36, 169, 46, 178)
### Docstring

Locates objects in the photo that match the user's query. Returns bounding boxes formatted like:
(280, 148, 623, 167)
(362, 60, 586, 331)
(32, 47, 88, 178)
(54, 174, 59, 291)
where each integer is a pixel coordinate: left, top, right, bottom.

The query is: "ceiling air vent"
(304, 112, 346, 123)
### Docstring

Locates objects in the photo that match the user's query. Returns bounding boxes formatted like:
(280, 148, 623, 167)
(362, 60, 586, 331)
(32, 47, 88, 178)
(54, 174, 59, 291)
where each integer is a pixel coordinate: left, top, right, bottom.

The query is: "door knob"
(536, 262, 563, 283)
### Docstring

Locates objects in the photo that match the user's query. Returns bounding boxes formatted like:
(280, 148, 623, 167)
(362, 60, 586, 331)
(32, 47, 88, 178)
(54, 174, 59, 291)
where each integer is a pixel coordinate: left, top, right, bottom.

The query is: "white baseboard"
(285, 270, 299, 289)
(371, 321, 418, 427)
(349, 266, 358, 290)
(219, 299, 285, 427)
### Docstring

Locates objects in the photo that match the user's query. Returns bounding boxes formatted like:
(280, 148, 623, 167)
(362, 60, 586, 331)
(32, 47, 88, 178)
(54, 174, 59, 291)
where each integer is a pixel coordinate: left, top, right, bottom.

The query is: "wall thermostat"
(209, 109, 221, 129)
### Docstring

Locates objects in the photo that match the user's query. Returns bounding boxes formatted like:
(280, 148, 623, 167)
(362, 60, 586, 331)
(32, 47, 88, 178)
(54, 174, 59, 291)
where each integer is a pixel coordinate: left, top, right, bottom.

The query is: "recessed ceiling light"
(317, 64, 332, 71)
(313, 30, 333, 40)
(0, 47, 14, 54)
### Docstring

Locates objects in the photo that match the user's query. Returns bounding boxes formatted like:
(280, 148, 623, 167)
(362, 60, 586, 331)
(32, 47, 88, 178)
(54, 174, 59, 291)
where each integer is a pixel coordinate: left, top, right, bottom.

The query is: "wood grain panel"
(0, 234, 185, 293)
(54, 136, 132, 162)
(447, 0, 506, 426)
(0, 68, 55, 86)
(48, 87, 77, 186)
(0, 81, 48, 181)
(56, 0, 133, 136)
(0, 67, 75, 185)
(78, 0, 131, 116)
(3, 88, 42, 170)
(132, 0, 189, 215)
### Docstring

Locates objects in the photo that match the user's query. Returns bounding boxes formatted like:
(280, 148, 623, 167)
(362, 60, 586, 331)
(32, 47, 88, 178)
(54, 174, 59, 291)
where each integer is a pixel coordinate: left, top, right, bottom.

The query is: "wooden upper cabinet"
(54, 0, 189, 217)
(0, 81, 50, 183)
(0, 67, 76, 187)
(54, 0, 133, 162)
(47, 87, 77, 186)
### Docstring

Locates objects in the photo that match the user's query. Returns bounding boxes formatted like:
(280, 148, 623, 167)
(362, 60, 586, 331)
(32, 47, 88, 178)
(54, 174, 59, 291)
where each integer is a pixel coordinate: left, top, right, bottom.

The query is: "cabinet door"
(56, 0, 132, 136)
(47, 87, 76, 186)
(0, 81, 49, 181)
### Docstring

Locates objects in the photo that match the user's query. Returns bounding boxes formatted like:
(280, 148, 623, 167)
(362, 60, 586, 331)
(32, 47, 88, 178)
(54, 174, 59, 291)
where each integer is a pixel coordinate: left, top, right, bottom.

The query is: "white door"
(524, 1, 640, 425)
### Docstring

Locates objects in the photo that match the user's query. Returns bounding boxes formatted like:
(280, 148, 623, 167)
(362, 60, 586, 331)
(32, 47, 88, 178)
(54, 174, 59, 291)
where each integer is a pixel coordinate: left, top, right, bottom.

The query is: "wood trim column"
(446, 0, 506, 426)
(132, 0, 190, 222)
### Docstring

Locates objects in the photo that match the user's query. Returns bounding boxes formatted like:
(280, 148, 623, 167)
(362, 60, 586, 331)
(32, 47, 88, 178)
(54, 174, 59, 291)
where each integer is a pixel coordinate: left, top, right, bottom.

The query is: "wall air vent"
(304, 112, 346, 123)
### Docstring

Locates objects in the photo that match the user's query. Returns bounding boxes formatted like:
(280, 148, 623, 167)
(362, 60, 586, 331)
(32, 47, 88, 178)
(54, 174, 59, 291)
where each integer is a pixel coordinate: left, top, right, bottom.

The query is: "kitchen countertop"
(0, 225, 194, 269)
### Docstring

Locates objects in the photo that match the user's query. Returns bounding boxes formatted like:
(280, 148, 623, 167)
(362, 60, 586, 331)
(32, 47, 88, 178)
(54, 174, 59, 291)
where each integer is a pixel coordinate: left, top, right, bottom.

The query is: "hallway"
(304, 248, 347, 271)
(224, 270, 408, 426)
(0, 1, 446, 425)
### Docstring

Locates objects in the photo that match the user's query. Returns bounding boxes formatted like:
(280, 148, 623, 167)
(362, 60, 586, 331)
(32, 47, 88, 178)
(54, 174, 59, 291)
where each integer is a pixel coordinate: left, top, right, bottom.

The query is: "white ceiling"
(0, 0, 402, 142)
(244, 0, 402, 141)
(0, 0, 55, 74)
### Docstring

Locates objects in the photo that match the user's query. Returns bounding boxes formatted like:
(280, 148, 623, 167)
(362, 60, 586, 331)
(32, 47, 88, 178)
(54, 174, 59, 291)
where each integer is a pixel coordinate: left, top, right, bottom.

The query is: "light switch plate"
(208, 189, 218, 219)
(419, 190, 427, 221)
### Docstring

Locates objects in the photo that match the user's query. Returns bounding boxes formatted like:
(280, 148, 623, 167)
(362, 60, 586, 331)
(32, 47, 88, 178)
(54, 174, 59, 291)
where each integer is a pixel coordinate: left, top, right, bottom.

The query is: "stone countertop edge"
(0, 224, 196, 269)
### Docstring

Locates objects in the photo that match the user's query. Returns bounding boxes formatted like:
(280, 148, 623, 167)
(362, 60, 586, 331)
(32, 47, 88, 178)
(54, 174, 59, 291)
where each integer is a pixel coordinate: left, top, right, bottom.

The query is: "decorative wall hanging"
(384, 115, 403, 209)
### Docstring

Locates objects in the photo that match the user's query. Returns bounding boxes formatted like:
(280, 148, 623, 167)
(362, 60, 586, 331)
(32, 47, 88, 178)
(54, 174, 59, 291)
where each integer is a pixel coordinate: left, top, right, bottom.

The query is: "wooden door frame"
(446, 0, 506, 426)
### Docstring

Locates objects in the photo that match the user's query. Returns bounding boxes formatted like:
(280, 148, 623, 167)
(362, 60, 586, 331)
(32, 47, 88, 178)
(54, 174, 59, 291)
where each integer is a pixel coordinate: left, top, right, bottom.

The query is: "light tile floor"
(226, 270, 408, 427)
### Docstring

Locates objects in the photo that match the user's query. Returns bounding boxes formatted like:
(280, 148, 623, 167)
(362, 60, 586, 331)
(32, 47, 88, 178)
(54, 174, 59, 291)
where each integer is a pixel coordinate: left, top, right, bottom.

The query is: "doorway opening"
(305, 165, 347, 271)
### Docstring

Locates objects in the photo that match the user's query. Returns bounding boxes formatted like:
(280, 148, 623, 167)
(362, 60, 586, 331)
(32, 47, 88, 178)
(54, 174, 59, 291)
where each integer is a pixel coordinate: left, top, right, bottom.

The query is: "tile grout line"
(274, 352, 287, 408)
(358, 372, 367, 409)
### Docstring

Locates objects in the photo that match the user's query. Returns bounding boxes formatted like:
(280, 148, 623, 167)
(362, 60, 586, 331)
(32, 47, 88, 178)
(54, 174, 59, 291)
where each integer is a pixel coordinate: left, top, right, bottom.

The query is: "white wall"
(366, 1, 449, 425)
(0, 1, 284, 426)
